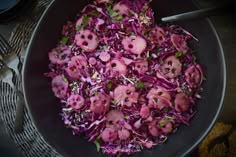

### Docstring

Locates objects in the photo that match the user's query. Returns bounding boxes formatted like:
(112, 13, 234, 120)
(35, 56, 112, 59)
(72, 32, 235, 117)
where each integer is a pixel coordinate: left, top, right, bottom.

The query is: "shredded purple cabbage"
(46, 0, 204, 156)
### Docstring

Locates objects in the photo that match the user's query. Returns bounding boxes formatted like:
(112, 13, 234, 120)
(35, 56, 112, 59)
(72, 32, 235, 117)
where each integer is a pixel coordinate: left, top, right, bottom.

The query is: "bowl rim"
(22, 0, 227, 156)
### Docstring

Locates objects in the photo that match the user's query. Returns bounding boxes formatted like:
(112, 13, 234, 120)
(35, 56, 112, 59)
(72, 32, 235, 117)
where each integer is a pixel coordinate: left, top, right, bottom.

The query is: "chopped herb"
(90, 10, 99, 17)
(93, 139, 101, 152)
(60, 37, 69, 45)
(115, 15, 123, 21)
(143, 5, 149, 10)
(175, 51, 183, 58)
(62, 76, 68, 82)
(136, 81, 144, 90)
(184, 90, 191, 96)
(124, 115, 129, 120)
(83, 15, 89, 26)
(76, 25, 84, 31)
(111, 100, 116, 105)
(128, 11, 133, 17)
(163, 108, 169, 113)
(159, 120, 169, 127)
(162, 60, 167, 65)
(107, 81, 113, 90)
(165, 115, 173, 119)
(107, 4, 119, 17)
(153, 98, 158, 103)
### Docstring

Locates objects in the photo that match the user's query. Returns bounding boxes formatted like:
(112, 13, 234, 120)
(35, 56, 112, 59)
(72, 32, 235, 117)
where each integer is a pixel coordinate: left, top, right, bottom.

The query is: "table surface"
(0, 0, 236, 156)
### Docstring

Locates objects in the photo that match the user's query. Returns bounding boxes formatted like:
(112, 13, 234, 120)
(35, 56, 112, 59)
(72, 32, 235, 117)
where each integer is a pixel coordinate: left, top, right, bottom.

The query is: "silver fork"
(0, 34, 20, 77)
(0, 60, 24, 133)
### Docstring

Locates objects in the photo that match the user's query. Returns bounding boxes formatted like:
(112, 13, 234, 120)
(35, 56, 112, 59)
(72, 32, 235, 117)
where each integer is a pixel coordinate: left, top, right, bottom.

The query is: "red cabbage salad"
(47, 0, 204, 155)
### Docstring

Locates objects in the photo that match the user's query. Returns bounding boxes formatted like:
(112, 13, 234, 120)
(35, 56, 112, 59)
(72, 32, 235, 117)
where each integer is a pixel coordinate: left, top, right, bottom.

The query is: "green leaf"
(124, 115, 129, 120)
(76, 25, 84, 31)
(107, 81, 113, 90)
(175, 51, 183, 58)
(83, 15, 89, 26)
(107, 4, 119, 17)
(60, 37, 69, 45)
(143, 5, 149, 10)
(115, 15, 123, 21)
(128, 11, 133, 17)
(111, 100, 116, 105)
(90, 10, 99, 17)
(159, 120, 169, 127)
(136, 81, 144, 90)
(93, 140, 101, 152)
(62, 75, 68, 82)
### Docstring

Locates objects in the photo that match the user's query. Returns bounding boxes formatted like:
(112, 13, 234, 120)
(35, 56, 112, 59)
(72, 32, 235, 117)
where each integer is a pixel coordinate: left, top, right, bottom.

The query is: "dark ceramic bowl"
(23, 0, 226, 157)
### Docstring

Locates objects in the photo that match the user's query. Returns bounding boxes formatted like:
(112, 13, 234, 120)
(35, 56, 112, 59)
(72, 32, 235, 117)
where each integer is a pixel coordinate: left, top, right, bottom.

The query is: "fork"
(0, 60, 25, 133)
(0, 34, 20, 77)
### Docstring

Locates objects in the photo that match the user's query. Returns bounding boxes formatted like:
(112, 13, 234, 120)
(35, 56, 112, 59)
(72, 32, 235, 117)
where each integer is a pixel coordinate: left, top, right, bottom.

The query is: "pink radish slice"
(113, 2, 130, 17)
(171, 34, 189, 54)
(118, 129, 130, 140)
(185, 64, 202, 88)
(148, 120, 159, 137)
(51, 75, 69, 99)
(134, 59, 148, 74)
(75, 29, 99, 52)
(149, 26, 166, 45)
(122, 35, 147, 55)
(48, 47, 71, 65)
(113, 85, 139, 107)
(66, 55, 87, 79)
(140, 105, 150, 119)
(107, 110, 124, 124)
(67, 94, 85, 110)
(160, 55, 182, 79)
(174, 93, 190, 112)
(101, 128, 118, 142)
(90, 92, 110, 114)
(108, 59, 127, 75)
(99, 51, 111, 62)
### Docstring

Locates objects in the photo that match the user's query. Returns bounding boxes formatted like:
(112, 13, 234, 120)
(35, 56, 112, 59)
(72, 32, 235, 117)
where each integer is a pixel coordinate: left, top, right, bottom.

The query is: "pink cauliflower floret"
(185, 64, 203, 88)
(134, 59, 148, 74)
(66, 55, 87, 79)
(122, 35, 147, 55)
(171, 34, 189, 54)
(48, 46, 71, 65)
(160, 55, 182, 79)
(67, 94, 85, 110)
(174, 93, 190, 112)
(51, 75, 69, 99)
(101, 128, 118, 142)
(113, 85, 139, 107)
(140, 105, 150, 119)
(149, 26, 166, 46)
(75, 29, 99, 52)
(90, 92, 110, 114)
(147, 88, 171, 110)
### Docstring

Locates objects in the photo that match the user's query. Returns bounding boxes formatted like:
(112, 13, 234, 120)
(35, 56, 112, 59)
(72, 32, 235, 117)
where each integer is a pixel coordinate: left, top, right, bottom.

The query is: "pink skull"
(174, 93, 190, 112)
(66, 55, 87, 79)
(149, 26, 166, 45)
(159, 119, 173, 134)
(67, 94, 85, 110)
(185, 64, 203, 88)
(147, 88, 171, 110)
(140, 105, 150, 119)
(160, 55, 182, 79)
(148, 120, 159, 137)
(118, 129, 130, 140)
(75, 29, 99, 52)
(107, 59, 127, 75)
(99, 51, 111, 62)
(113, 2, 130, 17)
(134, 59, 148, 74)
(48, 46, 71, 65)
(51, 75, 69, 99)
(171, 34, 189, 54)
(122, 35, 147, 55)
(114, 85, 139, 107)
(90, 92, 110, 114)
(101, 128, 118, 142)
